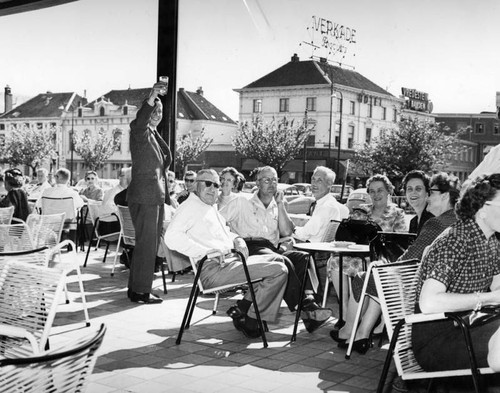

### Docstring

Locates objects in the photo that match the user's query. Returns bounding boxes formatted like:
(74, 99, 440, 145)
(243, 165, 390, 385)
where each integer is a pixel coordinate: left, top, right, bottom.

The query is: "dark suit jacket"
(128, 100, 172, 206)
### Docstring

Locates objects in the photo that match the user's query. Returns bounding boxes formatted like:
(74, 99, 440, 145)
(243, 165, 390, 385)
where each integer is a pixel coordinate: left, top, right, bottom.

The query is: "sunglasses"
(184, 178, 195, 183)
(198, 180, 220, 189)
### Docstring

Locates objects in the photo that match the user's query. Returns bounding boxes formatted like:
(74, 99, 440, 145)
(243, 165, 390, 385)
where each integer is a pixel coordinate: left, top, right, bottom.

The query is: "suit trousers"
(128, 202, 164, 294)
(247, 245, 310, 312)
(200, 255, 288, 322)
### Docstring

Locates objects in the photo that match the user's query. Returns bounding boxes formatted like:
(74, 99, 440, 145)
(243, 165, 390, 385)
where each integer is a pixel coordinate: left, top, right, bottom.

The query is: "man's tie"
(309, 200, 317, 216)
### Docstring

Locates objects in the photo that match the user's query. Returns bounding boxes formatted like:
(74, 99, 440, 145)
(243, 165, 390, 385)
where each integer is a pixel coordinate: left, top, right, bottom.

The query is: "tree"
(0, 125, 57, 176)
(353, 116, 465, 179)
(73, 128, 118, 171)
(175, 129, 213, 174)
(232, 115, 313, 176)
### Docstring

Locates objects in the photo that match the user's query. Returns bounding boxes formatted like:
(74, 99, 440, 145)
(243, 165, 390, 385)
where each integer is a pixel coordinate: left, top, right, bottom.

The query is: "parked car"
(292, 183, 312, 196)
(277, 183, 301, 202)
(345, 188, 372, 212)
(286, 195, 315, 215)
(241, 181, 257, 193)
(330, 184, 353, 203)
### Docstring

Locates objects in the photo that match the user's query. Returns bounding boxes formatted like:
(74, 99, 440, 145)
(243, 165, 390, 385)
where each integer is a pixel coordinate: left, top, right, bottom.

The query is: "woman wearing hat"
(0, 168, 30, 221)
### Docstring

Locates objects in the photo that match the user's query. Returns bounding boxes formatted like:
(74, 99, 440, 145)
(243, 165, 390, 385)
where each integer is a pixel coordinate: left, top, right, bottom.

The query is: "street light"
(59, 104, 75, 184)
(332, 89, 345, 198)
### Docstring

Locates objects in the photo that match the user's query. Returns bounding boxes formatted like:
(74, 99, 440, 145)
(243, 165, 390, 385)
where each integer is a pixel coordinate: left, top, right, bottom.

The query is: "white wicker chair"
(26, 212, 65, 249)
(0, 323, 106, 393)
(372, 259, 495, 393)
(113, 205, 135, 277)
(0, 259, 66, 357)
(0, 206, 14, 224)
(0, 221, 35, 252)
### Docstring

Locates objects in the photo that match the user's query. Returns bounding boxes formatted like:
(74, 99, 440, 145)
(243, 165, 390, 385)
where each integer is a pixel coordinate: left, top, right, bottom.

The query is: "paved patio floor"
(50, 246, 500, 393)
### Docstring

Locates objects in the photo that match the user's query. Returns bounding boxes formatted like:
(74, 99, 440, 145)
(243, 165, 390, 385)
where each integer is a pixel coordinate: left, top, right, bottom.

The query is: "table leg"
(338, 253, 344, 325)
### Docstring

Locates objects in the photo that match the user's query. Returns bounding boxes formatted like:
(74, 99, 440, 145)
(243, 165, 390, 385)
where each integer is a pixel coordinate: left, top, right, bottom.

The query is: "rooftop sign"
(401, 87, 433, 113)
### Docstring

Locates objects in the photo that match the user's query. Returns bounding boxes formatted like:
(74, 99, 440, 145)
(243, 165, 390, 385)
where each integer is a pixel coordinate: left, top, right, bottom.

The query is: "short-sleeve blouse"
(416, 218, 500, 303)
(369, 203, 407, 232)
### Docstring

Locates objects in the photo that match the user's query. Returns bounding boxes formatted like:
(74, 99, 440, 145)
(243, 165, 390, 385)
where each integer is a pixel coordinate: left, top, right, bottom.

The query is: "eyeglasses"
(429, 188, 441, 193)
(86, 177, 96, 181)
(198, 180, 220, 189)
(258, 177, 278, 184)
(485, 200, 500, 207)
(184, 178, 195, 183)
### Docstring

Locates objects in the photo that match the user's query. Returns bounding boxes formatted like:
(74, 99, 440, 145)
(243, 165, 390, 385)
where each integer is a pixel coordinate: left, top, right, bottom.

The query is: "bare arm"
(275, 191, 294, 237)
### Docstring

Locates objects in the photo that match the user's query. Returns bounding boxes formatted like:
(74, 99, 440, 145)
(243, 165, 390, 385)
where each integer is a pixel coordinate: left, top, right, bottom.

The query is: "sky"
(1, 0, 500, 121)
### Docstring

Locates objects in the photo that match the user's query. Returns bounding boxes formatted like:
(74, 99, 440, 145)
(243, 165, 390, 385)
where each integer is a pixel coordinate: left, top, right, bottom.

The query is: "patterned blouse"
(79, 186, 104, 201)
(368, 203, 407, 232)
(416, 218, 500, 304)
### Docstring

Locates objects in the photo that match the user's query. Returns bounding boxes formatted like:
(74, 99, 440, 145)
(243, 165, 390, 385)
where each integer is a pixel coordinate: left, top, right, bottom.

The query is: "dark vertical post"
(157, 0, 179, 171)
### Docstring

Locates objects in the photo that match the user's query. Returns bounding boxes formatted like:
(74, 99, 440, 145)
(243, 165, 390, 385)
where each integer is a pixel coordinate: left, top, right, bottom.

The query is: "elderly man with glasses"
(220, 166, 332, 333)
(165, 169, 288, 338)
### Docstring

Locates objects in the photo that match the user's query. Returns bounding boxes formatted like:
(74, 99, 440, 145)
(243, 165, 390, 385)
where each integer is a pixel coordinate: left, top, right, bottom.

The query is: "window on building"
(112, 129, 122, 152)
(36, 123, 43, 130)
(335, 123, 341, 147)
(123, 106, 128, 115)
(349, 101, 355, 115)
(0, 124, 4, 131)
(279, 98, 289, 112)
(494, 123, 499, 135)
(253, 99, 262, 113)
(336, 97, 342, 112)
(306, 134, 315, 146)
(78, 108, 83, 117)
(393, 108, 397, 122)
(367, 103, 373, 118)
(347, 125, 354, 148)
(382, 107, 387, 120)
(50, 122, 56, 129)
(11, 123, 17, 131)
(468, 147, 473, 162)
(306, 97, 316, 111)
(99, 107, 105, 117)
(366, 127, 372, 144)
(0, 135, 4, 146)
(475, 123, 484, 134)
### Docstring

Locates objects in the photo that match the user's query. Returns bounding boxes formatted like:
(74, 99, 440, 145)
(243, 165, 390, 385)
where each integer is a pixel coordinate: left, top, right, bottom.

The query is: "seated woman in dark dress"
(0, 168, 30, 222)
(413, 173, 500, 372)
(403, 170, 434, 235)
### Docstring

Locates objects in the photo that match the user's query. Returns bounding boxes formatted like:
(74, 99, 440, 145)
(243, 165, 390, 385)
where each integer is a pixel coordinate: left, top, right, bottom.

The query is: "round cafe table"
(294, 242, 370, 326)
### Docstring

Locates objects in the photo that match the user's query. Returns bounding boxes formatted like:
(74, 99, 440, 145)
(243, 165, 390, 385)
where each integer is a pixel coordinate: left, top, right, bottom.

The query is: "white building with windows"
(234, 53, 405, 183)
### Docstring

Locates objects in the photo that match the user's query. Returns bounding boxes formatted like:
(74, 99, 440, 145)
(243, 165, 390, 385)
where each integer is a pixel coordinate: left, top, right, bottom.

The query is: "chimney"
(4, 85, 12, 113)
(291, 53, 300, 62)
(196, 86, 204, 96)
(319, 57, 327, 63)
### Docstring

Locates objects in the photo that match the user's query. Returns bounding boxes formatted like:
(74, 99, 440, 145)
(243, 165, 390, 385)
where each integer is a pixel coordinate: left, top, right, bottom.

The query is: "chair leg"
(212, 293, 219, 315)
(176, 269, 202, 345)
(171, 272, 176, 282)
(83, 223, 97, 268)
(376, 319, 404, 393)
(111, 234, 122, 277)
(161, 261, 168, 294)
(322, 273, 330, 308)
(291, 254, 310, 342)
(346, 265, 373, 359)
(74, 266, 91, 327)
(103, 242, 110, 263)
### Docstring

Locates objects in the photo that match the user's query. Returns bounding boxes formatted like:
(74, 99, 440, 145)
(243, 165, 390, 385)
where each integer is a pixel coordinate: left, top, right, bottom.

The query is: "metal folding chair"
(176, 249, 268, 348)
(0, 206, 14, 224)
(0, 324, 106, 393)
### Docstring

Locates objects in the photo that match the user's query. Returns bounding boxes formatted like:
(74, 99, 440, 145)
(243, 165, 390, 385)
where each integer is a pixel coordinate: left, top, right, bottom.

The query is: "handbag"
(454, 305, 500, 328)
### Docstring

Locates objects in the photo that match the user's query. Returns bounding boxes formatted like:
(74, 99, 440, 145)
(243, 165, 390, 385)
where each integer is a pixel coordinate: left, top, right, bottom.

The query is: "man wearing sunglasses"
(165, 169, 288, 339)
(176, 170, 197, 204)
(220, 166, 333, 333)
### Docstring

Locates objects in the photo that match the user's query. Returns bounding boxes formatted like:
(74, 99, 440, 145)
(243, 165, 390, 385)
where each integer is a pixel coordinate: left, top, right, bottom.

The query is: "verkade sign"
(309, 16, 356, 58)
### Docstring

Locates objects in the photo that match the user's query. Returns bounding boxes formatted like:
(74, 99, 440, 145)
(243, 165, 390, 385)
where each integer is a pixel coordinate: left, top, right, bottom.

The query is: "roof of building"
(0, 92, 85, 119)
(177, 88, 235, 124)
(86, 88, 151, 109)
(242, 54, 393, 97)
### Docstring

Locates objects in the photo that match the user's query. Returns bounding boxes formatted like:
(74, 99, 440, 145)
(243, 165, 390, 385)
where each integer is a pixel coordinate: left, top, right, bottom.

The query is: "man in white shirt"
(165, 169, 288, 339)
(36, 168, 84, 211)
(101, 167, 132, 213)
(294, 166, 345, 242)
(220, 166, 332, 333)
(26, 168, 52, 202)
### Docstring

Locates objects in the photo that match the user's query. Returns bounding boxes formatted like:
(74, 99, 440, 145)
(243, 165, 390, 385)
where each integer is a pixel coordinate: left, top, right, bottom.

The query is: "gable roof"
(85, 88, 151, 109)
(243, 55, 392, 97)
(177, 88, 235, 124)
(0, 92, 85, 119)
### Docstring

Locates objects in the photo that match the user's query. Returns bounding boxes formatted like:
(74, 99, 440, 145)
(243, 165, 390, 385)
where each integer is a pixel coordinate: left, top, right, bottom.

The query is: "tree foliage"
(175, 129, 213, 174)
(0, 125, 57, 175)
(232, 116, 313, 176)
(73, 128, 117, 171)
(353, 117, 465, 179)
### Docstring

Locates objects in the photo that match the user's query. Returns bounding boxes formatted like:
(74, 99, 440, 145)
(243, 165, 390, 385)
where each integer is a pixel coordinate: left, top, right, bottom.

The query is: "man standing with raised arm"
(127, 80, 171, 304)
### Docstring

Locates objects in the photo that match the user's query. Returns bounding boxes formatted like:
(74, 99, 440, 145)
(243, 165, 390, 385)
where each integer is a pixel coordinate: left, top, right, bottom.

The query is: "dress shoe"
(130, 291, 163, 304)
(329, 329, 347, 346)
(233, 317, 262, 339)
(333, 319, 345, 330)
(350, 338, 372, 355)
(301, 308, 332, 322)
(226, 305, 245, 320)
(303, 318, 329, 333)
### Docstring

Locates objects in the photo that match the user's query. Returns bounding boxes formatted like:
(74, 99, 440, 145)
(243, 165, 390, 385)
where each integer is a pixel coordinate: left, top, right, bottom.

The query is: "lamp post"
(302, 109, 308, 181)
(332, 89, 345, 198)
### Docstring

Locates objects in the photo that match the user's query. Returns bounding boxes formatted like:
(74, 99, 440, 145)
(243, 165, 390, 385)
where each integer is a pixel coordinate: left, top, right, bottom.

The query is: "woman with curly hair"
(412, 173, 500, 371)
(0, 168, 30, 221)
(217, 167, 245, 209)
